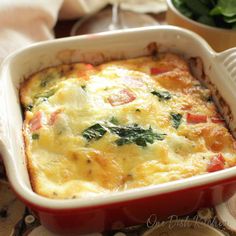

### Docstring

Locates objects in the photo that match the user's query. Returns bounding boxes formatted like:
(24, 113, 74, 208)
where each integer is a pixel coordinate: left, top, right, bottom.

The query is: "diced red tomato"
(86, 64, 94, 70)
(49, 110, 61, 125)
(108, 89, 136, 106)
(150, 67, 170, 75)
(30, 111, 43, 131)
(186, 113, 207, 124)
(207, 153, 225, 172)
(211, 116, 225, 124)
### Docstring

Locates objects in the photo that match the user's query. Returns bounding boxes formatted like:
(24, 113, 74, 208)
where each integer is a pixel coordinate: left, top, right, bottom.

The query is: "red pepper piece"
(207, 153, 225, 172)
(30, 111, 43, 131)
(150, 67, 170, 75)
(187, 113, 207, 124)
(108, 89, 136, 106)
(211, 116, 225, 124)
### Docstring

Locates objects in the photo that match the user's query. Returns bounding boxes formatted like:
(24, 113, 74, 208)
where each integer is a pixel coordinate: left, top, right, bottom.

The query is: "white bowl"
(166, 0, 236, 52)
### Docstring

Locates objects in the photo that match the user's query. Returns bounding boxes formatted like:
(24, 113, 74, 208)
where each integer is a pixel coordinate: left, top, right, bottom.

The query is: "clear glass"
(109, 1, 122, 31)
(71, 0, 158, 36)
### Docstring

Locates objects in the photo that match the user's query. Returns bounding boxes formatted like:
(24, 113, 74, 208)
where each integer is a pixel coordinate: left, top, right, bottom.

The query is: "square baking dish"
(1, 26, 236, 235)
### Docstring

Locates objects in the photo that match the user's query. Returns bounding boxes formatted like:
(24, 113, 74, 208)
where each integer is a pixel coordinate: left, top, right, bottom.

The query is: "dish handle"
(0, 78, 9, 161)
(216, 47, 236, 85)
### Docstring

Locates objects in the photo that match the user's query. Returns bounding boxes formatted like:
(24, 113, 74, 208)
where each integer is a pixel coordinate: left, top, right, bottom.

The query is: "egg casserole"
(20, 53, 236, 199)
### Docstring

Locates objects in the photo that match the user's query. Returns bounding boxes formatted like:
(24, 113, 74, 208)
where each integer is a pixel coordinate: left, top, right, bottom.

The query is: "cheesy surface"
(20, 53, 236, 199)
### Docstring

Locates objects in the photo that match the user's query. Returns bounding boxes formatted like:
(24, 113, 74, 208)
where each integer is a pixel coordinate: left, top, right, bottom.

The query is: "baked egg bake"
(20, 53, 236, 199)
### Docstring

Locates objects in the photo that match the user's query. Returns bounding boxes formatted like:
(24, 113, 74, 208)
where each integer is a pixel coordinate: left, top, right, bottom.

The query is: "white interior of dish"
(1, 26, 236, 209)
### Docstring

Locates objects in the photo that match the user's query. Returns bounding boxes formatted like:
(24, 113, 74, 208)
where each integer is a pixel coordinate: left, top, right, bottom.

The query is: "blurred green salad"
(172, 0, 236, 29)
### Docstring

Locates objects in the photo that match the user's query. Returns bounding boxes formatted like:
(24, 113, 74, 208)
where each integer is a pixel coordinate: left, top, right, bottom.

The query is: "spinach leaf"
(34, 89, 56, 99)
(172, 0, 236, 29)
(184, 0, 210, 16)
(40, 71, 62, 87)
(151, 90, 172, 101)
(198, 15, 216, 26)
(172, 0, 185, 7)
(82, 122, 166, 147)
(81, 85, 86, 90)
(82, 123, 107, 141)
(32, 133, 39, 140)
(224, 15, 236, 23)
(210, 0, 236, 17)
(170, 113, 182, 129)
(40, 78, 49, 87)
(200, 0, 217, 8)
(110, 117, 119, 125)
(109, 124, 166, 147)
(173, 0, 193, 18)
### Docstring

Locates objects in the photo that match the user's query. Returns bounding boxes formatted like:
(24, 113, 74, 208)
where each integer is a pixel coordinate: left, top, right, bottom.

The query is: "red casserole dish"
(1, 26, 236, 235)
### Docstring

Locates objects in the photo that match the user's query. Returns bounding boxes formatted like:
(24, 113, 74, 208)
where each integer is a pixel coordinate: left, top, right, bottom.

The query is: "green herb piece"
(110, 117, 119, 125)
(82, 123, 107, 141)
(81, 85, 86, 90)
(135, 109, 141, 112)
(40, 79, 49, 87)
(34, 89, 56, 99)
(25, 104, 33, 111)
(40, 71, 62, 87)
(109, 124, 166, 147)
(151, 90, 172, 101)
(32, 133, 39, 140)
(170, 113, 182, 129)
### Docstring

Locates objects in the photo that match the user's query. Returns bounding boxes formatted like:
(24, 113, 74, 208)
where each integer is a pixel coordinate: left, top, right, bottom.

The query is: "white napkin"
(0, 0, 63, 63)
(121, 0, 167, 14)
(0, 0, 109, 64)
(59, 0, 109, 19)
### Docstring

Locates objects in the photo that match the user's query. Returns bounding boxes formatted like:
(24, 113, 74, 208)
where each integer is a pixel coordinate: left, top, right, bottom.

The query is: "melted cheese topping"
(20, 53, 236, 199)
